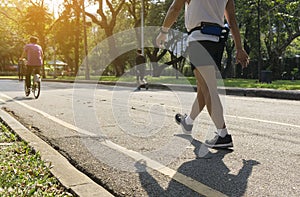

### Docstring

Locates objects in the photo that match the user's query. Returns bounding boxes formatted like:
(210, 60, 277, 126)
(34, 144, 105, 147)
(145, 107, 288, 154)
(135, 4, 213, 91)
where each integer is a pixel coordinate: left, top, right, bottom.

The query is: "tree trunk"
(269, 52, 282, 80)
(74, 7, 80, 76)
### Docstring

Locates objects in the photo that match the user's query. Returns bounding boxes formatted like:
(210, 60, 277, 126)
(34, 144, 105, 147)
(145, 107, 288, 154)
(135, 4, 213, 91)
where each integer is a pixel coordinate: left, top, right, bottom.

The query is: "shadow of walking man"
(135, 135, 260, 196)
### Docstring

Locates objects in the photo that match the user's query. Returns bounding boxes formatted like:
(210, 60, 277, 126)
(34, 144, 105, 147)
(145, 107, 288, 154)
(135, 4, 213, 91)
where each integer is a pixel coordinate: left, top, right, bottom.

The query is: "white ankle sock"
(185, 116, 194, 125)
(217, 128, 228, 138)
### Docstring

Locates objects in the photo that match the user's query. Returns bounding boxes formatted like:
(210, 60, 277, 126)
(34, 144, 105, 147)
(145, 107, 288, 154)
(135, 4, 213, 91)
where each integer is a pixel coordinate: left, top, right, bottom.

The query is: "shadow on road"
(135, 135, 260, 196)
(0, 97, 34, 105)
(13, 96, 35, 101)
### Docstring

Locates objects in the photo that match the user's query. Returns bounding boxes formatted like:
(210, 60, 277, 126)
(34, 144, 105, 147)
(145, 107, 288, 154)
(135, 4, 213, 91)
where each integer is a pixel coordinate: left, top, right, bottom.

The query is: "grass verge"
(0, 122, 73, 196)
(1, 75, 300, 90)
(222, 79, 300, 90)
(78, 76, 300, 90)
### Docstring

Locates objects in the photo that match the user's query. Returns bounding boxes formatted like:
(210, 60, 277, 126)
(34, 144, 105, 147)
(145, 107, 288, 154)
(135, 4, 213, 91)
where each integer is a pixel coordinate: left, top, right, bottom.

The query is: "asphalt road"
(0, 79, 299, 197)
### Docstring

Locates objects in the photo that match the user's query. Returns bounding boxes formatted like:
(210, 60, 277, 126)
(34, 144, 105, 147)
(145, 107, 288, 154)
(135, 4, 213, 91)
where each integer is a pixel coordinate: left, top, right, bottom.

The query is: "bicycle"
(24, 65, 41, 99)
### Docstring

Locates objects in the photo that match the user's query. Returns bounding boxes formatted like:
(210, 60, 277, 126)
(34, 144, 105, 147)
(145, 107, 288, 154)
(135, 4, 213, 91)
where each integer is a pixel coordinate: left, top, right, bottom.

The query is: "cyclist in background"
(20, 36, 43, 95)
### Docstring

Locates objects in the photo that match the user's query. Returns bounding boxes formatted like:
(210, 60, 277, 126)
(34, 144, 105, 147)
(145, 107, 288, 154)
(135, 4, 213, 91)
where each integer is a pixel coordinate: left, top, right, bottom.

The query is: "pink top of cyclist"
(22, 36, 43, 66)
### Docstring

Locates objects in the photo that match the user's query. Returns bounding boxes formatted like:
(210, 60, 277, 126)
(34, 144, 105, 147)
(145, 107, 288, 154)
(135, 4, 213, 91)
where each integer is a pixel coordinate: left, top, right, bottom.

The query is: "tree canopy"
(0, 0, 299, 79)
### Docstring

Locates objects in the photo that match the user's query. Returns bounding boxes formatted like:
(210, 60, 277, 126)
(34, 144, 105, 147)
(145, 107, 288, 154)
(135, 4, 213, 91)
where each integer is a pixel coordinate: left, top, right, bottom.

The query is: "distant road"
(1, 79, 299, 196)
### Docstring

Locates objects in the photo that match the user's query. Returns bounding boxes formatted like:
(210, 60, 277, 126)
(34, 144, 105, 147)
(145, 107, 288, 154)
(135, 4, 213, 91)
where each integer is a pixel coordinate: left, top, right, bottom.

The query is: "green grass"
(223, 79, 300, 90)
(1, 75, 300, 90)
(96, 76, 300, 90)
(99, 75, 196, 85)
(0, 123, 73, 197)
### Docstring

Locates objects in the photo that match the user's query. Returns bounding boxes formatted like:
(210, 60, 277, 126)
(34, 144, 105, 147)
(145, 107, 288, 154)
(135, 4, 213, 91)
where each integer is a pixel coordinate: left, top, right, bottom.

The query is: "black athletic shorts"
(188, 40, 225, 71)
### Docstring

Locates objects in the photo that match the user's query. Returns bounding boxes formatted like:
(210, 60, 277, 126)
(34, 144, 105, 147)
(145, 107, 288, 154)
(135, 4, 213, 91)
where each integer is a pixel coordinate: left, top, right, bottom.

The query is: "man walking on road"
(21, 36, 43, 96)
(156, 0, 249, 148)
(135, 49, 148, 91)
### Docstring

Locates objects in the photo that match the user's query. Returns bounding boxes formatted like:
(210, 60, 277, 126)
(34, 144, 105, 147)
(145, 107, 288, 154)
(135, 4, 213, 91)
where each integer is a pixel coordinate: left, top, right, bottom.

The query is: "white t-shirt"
(185, 0, 228, 42)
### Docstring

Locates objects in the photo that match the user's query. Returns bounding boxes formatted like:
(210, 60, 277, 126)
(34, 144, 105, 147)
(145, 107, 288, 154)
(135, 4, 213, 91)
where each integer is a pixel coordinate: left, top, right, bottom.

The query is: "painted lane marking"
(0, 94, 96, 137)
(225, 114, 300, 129)
(118, 98, 300, 129)
(0, 93, 227, 197)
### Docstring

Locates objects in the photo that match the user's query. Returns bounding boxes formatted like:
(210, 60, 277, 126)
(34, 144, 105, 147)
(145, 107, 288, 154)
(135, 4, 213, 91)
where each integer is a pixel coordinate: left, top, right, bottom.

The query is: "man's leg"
(193, 67, 225, 129)
(176, 67, 223, 126)
(189, 75, 206, 120)
(33, 66, 41, 82)
(180, 80, 206, 127)
(175, 69, 206, 134)
(25, 66, 32, 89)
(194, 66, 233, 148)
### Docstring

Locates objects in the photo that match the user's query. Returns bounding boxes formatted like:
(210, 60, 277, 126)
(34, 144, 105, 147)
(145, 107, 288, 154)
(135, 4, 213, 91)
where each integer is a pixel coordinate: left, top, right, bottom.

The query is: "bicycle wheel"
(32, 81, 40, 99)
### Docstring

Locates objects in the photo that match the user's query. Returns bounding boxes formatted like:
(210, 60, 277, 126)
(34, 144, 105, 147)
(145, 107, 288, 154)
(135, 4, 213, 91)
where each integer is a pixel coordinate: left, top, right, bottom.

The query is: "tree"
(145, 30, 187, 77)
(21, 0, 53, 77)
(126, 0, 150, 49)
(51, 0, 84, 76)
(0, 0, 28, 71)
(85, 0, 126, 77)
(263, 0, 300, 79)
(143, 0, 187, 77)
(234, 0, 300, 79)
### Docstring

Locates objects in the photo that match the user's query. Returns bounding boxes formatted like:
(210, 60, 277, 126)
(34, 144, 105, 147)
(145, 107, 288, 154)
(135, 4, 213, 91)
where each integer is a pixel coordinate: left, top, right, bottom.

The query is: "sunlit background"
(0, 0, 299, 82)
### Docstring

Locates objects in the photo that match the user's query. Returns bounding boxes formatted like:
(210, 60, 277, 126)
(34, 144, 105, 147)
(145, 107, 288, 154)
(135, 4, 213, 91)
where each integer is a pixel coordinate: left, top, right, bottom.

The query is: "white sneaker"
(175, 113, 193, 135)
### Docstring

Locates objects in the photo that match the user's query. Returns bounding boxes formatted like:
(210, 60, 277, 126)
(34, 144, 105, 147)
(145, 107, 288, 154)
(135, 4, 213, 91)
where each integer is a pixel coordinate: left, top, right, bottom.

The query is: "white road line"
(225, 114, 300, 129)
(0, 94, 96, 137)
(104, 140, 226, 197)
(122, 98, 300, 129)
(0, 93, 227, 197)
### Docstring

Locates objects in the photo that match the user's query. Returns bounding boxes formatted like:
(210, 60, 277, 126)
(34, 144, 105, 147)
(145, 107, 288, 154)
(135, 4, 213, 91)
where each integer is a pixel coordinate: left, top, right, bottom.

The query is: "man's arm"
(156, 0, 186, 47)
(161, 0, 186, 31)
(225, 0, 249, 67)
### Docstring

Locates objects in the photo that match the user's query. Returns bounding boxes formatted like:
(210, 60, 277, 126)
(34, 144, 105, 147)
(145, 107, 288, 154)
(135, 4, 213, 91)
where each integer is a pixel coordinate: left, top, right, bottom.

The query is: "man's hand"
(156, 32, 168, 49)
(236, 48, 249, 68)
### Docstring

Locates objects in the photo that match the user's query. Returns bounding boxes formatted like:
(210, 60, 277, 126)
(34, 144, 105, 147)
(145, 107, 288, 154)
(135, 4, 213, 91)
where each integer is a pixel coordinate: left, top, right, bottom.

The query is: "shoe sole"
(204, 142, 233, 148)
(180, 125, 192, 135)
